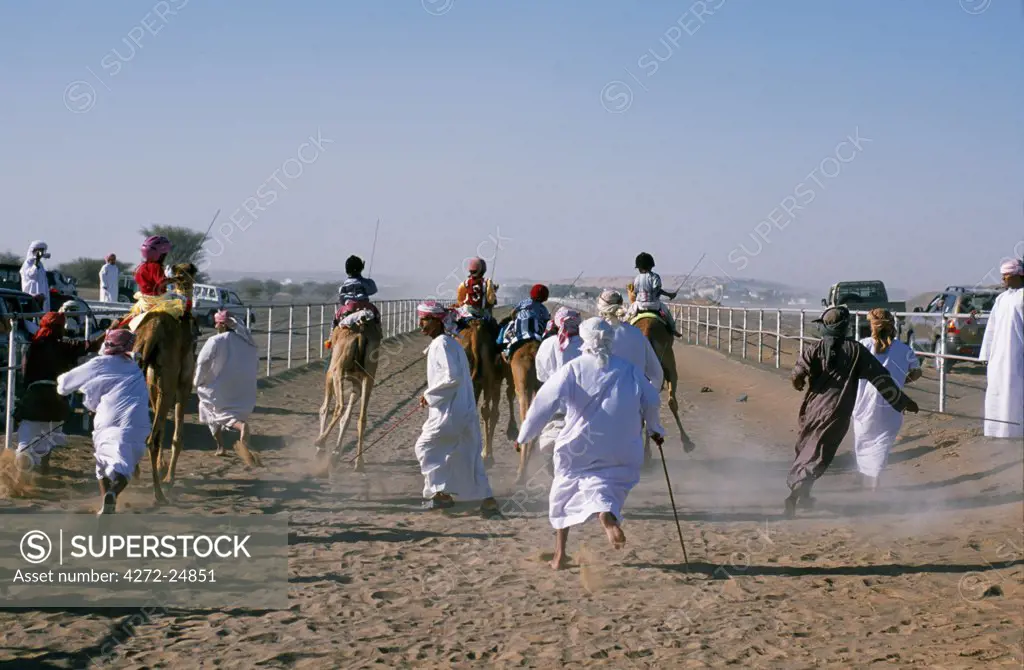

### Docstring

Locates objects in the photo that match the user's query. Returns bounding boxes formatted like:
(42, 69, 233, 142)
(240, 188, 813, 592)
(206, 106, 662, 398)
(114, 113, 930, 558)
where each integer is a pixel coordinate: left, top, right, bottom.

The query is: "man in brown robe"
(785, 306, 919, 518)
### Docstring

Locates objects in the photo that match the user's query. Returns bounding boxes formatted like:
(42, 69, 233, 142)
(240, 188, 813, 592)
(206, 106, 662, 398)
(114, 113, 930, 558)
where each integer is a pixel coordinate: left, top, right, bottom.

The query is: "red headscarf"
(34, 312, 66, 341)
(530, 284, 549, 302)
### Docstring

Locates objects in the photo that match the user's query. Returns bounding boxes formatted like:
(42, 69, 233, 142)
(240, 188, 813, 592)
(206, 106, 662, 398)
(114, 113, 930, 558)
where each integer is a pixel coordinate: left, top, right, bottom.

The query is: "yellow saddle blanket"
(126, 293, 186, 332)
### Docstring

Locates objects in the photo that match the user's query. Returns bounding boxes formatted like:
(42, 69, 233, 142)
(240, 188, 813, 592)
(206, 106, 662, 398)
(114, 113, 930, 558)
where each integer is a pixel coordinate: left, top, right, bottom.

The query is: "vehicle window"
(925, 295, 945, 312)
(218, 290, 229, 303)
(228, 292, 243, 305)
(964, 293, 999, 312)
(836, 282, 886, 301)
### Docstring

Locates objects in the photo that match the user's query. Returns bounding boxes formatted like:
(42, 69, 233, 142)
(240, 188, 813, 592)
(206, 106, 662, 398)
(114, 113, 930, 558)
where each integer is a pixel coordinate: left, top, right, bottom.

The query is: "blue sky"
(1, 1, 1020, 292)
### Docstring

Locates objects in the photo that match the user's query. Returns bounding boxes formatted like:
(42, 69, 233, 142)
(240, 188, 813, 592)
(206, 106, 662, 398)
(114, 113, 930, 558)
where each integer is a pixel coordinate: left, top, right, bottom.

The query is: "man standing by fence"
(979, 259, 1024, 439)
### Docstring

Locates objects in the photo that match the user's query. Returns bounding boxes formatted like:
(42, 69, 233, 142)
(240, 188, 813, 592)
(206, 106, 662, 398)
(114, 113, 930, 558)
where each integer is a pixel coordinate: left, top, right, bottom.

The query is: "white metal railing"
(553, 298, 988, 416)
(1, 299, 426, 450)
(667, 303, 990, 414)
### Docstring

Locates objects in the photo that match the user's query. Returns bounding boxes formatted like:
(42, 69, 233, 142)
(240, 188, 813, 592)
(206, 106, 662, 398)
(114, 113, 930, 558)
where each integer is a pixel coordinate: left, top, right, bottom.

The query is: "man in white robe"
(20, 240, 50, 312)
(852, 309, 922, 489)
(979, 259, 1024, 439)
(194, 309, 260, 461)
(414, 301, 501, 517)
(536, 307, 584, 457)
(99, 254, 120, 303)
(57, 329, 150, 514)
(515, 317, 665, 570)
(596, 289, 663, 389)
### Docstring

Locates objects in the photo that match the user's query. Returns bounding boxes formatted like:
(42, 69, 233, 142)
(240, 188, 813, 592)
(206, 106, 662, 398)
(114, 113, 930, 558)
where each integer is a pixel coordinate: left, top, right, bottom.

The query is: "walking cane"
(914, 408, 1021, 425)
(653, 434, 690, 574)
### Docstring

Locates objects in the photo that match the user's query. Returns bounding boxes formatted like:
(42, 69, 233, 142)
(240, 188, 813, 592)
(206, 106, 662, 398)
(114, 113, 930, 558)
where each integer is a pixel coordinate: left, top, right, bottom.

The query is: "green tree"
(139, 224, 210, 281)
(285, 284, 304, 300)
(233, 277, 265, 302)
(0, 250, 21, 265)
(263, 279, 283, 299)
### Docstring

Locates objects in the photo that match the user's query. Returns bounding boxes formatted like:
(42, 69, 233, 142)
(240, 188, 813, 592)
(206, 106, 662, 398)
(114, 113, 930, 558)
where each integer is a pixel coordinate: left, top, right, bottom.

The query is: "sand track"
(0, 334, 1021, 668)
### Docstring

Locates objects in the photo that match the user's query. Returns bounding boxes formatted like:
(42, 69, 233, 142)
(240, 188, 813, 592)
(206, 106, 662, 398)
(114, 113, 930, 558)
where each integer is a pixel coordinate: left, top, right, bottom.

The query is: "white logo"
(20, 530, 52, 564)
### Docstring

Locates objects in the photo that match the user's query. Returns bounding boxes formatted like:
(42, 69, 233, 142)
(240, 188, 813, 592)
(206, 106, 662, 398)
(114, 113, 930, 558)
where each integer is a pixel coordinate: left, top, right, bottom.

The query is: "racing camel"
(457, 318, 504, 468)
(504, 338, 542, 484)
(628, 283, 695, 465)
(314, 318, 383, 471)
(132, 263, 204, 502)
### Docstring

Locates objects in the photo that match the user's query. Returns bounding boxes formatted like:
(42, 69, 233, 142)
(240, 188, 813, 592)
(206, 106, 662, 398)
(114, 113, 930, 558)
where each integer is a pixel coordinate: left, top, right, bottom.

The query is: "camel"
(132, 263, 199, 503)
(503, 338, 542, 484)
(314, 318, 383, 471)
(627, 284, 695, 465)
(457, 318, 503, 468)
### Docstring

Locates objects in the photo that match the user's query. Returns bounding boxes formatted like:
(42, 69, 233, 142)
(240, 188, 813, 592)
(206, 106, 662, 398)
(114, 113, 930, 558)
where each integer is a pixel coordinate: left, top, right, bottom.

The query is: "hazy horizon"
(3, 2, 1021, 295)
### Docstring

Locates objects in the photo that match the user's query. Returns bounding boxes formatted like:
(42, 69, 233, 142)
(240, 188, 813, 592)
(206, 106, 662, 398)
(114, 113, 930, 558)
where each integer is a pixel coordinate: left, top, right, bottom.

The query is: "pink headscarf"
(1000, 259, 1024, 276)
(214, 309, 234, 327)
(417, 301, 457, 334)
(101, 329, 135, 356)
(552, 306, 581, 351)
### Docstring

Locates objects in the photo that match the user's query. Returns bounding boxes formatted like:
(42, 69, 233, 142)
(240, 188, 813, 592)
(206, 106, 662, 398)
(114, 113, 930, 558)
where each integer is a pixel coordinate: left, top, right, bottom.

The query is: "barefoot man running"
(515, 317, 665, 570)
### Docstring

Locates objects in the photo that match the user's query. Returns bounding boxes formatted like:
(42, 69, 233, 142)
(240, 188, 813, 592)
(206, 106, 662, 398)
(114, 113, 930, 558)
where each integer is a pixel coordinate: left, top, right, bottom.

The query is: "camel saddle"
(629, 310, 667, 328)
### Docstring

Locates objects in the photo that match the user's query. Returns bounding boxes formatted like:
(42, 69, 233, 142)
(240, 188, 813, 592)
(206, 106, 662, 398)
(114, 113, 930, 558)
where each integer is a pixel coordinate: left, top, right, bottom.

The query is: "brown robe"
(15, 336, 100, 423)
(787, 338, 909, 491)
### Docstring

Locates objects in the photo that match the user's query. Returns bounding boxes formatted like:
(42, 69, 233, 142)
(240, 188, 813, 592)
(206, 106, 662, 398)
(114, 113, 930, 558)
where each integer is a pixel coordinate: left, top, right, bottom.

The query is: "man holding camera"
(20, 240, 51, 312)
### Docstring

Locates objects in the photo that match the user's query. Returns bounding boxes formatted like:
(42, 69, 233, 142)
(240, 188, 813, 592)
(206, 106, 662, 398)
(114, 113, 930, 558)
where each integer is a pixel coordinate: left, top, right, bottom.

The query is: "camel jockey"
(627, 252, 682, 337)
(58, 300, 86, 338)
(455, 257, 498, 329)
(499, 284, 551, 358)
(786, 306, 919, 518)
(514, 317, 665, 570)
(414, 300, 501, 517)
(535, 306, 583, 458)
(116, 235, 187, 331)
(595, 289, 664, 389)
(194, 309, 259, 458)
(333, 255, 379, 329)
(57, 329, 150, 515)
(20, 240, 51, 312)
(14, 312, 104, 476)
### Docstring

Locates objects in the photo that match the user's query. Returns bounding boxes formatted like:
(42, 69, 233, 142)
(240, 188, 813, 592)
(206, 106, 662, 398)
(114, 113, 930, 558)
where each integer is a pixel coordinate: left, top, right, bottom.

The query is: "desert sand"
(0, 328, 1021, 668)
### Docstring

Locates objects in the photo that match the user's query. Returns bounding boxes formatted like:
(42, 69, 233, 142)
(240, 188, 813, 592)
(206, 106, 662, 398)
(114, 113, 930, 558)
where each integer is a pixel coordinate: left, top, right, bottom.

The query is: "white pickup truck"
(192, 284, 253, 327)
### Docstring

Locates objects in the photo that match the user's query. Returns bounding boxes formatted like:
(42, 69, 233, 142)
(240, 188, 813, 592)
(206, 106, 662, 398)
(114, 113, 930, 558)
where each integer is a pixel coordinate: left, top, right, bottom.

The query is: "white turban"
(579, 316, 613, 366)
(26, 240, 47, 258)
(596, 289, 626, 322)
(1000, 259, 1024, 276)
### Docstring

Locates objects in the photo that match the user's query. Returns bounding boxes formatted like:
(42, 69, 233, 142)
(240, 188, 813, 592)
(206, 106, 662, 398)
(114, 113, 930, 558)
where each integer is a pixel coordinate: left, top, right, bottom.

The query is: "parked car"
(191, 284, 254, 327)
(118, 274, 138, 303)
(0, 288, 42, 428)
(907, 286, 1002, 373)
(46, 269, 78, 306)
(0, 264, 20, 292)
(822, 280, 907, 339)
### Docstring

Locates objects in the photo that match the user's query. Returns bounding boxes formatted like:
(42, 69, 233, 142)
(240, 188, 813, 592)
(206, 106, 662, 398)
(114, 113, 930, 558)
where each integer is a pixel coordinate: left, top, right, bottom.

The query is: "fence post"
(775, 309, 782, 369)
(728, 309, 734, 354)
(695, 308, 701, 346)
(266, 306, 273, 377)
(4, 327, 16, 450)
(287, 305, 294, 370)
(686, 306, 692, 344)
(305, 304, 311, 365)
(938, 313, 947, 413)
(319, 304, 325, 359)
(854, 312, 861, 341)
(742, 309, 748, 360)
(704, 307, 710, 346)
(757, 310, 764, 363)
(799, 310, 805, 356)
(716, 308, 721, 350)
(246, 307, 252, 331)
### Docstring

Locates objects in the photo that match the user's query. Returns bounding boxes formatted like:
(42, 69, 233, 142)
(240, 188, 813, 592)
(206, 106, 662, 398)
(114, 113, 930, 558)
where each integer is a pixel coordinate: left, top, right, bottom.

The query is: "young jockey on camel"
(115, 236, 190, 331)
(455, 257, 498, 330)
(333, 255, 379, 329)
(627, 252, 682, 337)
(499, 284, 550, 360)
